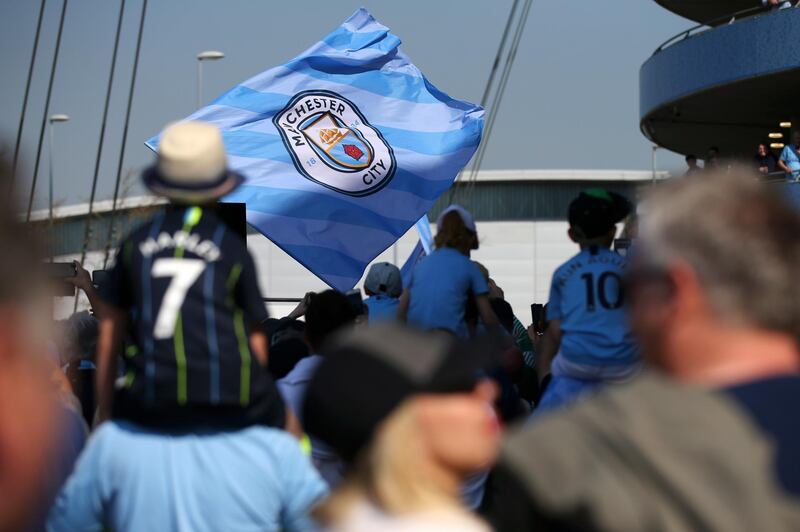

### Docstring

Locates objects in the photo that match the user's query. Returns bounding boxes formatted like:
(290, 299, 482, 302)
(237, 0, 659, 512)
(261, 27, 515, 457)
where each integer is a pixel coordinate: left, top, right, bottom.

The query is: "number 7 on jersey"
(151, 258, 206, 339)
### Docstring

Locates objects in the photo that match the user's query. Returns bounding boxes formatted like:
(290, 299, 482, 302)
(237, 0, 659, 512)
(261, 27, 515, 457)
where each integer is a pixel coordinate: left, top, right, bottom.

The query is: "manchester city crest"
(274, 90, 397, 197)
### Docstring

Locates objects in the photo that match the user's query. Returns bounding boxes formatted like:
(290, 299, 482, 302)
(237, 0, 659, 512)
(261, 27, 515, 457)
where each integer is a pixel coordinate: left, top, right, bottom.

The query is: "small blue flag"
(400, 216, 433, 287)
(400, 239, 427, 288)
(147, 8, 483, 291)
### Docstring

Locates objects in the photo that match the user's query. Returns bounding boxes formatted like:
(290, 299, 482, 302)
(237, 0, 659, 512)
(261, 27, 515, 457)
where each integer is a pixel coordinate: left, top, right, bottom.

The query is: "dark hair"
(490, 298, 515, 334)
(65, 311, 99, 359)
(434, 210, 476, 252)
(305, 290, 358, 351)
(685, 154, 697, 162)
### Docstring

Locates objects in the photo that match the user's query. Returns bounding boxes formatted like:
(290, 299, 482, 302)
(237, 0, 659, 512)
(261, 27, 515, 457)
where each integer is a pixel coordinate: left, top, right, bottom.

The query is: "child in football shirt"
(95, 122, 287, 431)
(535, 189, 639, 412)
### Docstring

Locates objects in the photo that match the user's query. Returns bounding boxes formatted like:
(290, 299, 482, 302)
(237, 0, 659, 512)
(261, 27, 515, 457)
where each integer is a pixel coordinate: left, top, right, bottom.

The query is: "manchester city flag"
(146, 8, 484, 291)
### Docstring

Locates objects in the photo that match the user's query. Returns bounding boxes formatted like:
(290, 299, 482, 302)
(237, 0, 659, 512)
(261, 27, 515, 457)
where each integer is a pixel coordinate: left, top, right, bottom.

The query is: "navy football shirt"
(103, 205, 285, 429)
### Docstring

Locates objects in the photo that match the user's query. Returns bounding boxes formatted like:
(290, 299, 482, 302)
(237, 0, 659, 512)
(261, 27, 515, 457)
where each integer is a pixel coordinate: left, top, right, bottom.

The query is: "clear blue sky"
(0, 0, 689, 210)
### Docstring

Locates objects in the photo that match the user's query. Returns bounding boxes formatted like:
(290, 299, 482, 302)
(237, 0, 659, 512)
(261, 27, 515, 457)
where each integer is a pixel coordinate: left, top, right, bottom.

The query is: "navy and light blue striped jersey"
(103, 205, 284, 429)
(547, 246, 639, 371)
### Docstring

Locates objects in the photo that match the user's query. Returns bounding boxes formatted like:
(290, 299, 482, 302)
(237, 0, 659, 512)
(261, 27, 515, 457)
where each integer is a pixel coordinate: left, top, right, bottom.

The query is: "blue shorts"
(534, 375, 603, 416)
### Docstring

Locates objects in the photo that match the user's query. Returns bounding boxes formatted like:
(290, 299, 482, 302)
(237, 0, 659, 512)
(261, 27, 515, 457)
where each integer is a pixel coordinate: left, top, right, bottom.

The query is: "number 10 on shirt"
(580, 272, 624, 312)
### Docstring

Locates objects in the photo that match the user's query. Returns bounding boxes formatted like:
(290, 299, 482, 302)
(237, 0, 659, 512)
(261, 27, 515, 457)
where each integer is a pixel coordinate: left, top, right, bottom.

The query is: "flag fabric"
(400, 240, 426, 288)
(400, 216, 434, 287)
(146, 8, 483, 291)
(414, 216, 434, 254)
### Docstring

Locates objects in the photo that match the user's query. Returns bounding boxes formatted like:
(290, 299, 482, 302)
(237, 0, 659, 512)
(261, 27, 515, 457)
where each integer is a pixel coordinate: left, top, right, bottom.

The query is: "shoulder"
(501, 375, 800, 529)
(552, 252, 582, 277)
(503, 374, 769, 491)
(233, 426, 312, 466)
(280, 355, 323, 383)
(77, 421, 137, 465)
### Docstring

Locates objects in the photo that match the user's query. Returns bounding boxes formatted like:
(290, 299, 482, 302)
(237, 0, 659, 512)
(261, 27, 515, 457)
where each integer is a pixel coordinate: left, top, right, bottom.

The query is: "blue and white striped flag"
(400, 216, 434, 287)
(146, 8, 483, 291)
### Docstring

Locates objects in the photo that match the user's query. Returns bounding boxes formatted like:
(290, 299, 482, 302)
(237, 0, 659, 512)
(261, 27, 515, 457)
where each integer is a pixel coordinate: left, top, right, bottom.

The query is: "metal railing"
(653, 3, 799, 55)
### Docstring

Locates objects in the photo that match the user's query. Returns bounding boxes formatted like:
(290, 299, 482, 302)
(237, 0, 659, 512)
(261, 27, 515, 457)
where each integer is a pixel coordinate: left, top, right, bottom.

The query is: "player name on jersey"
(554, 252, 627, 288)
(139, 230, 221, 262)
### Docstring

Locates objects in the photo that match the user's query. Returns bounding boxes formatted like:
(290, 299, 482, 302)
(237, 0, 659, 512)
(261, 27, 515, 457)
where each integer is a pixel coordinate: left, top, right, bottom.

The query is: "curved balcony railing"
(653, 4, 798, 55)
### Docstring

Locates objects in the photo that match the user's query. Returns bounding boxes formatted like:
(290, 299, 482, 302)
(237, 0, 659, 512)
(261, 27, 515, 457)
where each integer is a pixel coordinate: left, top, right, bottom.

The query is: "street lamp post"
(196, 50, 225, 108)
(48, 114, 70, 224)
(651, 144, 659, 185)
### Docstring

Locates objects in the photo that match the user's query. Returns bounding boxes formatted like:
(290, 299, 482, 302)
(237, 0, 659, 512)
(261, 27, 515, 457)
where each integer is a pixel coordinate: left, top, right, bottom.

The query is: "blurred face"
(626, 264, 675, 368)
(758, 144, 767, 157)
(0, 307, 57, 530)
(415, 380, 500, 477)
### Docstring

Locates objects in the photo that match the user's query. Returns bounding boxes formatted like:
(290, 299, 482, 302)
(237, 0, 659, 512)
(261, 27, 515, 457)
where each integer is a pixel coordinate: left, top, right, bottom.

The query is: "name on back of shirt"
(555, 253, 626, 288)
(139, 230, 221, 262)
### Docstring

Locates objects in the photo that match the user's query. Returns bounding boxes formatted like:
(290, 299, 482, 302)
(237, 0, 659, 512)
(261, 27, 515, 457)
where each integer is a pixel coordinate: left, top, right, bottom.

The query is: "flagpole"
(12, 0, 47, 193)
(101, 0, 149, 270)
(26, 0, 68, 222)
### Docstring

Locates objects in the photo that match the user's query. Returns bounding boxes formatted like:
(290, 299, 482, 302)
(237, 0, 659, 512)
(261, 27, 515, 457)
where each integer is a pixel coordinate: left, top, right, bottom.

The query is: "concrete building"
(641, 1, 800, 159)
(36, 169, 664, 322)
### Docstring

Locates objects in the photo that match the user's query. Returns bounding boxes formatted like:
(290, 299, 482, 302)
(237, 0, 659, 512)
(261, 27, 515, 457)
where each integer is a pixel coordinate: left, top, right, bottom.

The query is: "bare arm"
(284, 408, 303, 439)
(67, 261, 106, 318)
(475, 294, 499, 329)
(95, 308, 126, 425)
(778, 157, 792, 174)
(249, 329, 269, 367)
(397, 289, 410, 322)
(535, 319, 562, 383)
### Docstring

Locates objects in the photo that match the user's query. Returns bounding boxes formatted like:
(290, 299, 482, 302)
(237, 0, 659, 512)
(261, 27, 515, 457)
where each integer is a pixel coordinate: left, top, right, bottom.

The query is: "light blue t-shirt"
(364, 294, 399, 323)
(406, 247, 489, 338)
(278, 355, 346, 489)
(781, 145, 800, 180)
(47, 421, 328, 532)
(547, 246, 639, 372)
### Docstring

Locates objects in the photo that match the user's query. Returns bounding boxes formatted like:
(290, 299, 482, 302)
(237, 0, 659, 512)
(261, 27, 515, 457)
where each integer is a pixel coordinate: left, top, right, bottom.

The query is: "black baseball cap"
(568, 188, 632, 239)
(302, 324, 498, 464)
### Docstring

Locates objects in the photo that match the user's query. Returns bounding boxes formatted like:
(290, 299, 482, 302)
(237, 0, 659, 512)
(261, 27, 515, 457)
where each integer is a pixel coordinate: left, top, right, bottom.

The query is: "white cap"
(436, 204, 477, 233)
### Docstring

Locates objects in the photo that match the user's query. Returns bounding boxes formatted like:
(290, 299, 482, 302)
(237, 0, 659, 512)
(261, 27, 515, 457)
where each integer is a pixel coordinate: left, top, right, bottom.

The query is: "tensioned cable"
(465, 0, 533, 198)
(11, 0, 47, 193)
(448, 0, 520, 204)
(101, 0, 149, 270)
(76, 0, 127, 273)
(25, 0, 68, 221)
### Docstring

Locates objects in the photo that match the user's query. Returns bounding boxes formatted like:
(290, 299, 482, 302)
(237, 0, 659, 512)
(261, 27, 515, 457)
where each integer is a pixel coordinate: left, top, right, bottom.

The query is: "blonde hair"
(315, 399, 464, 523)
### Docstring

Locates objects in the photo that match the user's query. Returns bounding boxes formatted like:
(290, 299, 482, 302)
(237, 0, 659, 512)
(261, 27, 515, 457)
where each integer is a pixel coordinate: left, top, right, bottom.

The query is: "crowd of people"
(682, 135, 800, 182)
(5, 120, 800, 531)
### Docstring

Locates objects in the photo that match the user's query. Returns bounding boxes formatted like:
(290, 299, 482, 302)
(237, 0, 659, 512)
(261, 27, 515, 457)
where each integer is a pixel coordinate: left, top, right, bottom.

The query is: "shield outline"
(273, 89, 397, 198)
(300, 112, 374, 171)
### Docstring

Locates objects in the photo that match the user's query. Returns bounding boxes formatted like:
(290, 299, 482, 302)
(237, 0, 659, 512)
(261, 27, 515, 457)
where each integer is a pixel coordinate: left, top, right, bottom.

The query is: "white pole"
(197, 59, 203, 108)
(48, 121, 54, 224)
(651, 145, 658, 185)
(196, 51, 225, 109)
